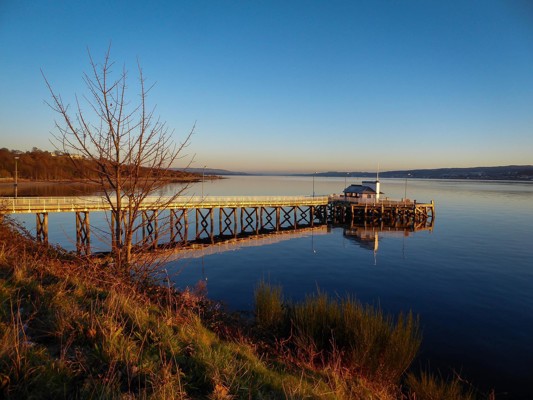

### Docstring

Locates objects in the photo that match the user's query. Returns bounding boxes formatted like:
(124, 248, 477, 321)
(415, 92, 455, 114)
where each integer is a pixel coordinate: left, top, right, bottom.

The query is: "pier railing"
(1, 195, 330, 214)
(328, 195, 434, 207)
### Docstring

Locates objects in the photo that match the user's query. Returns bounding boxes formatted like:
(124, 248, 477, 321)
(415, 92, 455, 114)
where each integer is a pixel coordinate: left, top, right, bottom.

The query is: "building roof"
(343, 184, 377, 195)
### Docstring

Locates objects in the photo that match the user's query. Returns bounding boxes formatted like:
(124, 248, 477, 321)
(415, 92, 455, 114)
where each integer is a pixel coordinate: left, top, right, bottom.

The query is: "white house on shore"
(343, 180, 382, 202)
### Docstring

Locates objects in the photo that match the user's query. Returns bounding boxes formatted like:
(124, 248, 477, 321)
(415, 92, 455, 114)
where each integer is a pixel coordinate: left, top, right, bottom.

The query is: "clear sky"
(1, 1, 532, 173)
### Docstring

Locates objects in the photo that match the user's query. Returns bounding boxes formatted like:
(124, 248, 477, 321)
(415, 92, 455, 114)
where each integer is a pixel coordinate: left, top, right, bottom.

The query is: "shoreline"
(0, 176, 222, 196)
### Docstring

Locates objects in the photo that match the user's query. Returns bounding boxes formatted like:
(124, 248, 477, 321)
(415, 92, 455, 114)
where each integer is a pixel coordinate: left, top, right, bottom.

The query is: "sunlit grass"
(254, 279, 284, 331)
(406, 369, 477, 400)
(255, 281, 422, 390)
(0, 217, 484, 399)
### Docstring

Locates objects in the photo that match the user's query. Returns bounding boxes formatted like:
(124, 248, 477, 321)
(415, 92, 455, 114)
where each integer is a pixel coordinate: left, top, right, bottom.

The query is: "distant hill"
(0, 148, 200, 181)
(175, 168, 250, 176)
(300, 165, 533, 181)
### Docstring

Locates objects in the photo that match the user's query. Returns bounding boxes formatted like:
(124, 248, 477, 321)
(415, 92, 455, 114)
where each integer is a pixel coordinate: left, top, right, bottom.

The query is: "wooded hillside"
(0, 148, 198, 181)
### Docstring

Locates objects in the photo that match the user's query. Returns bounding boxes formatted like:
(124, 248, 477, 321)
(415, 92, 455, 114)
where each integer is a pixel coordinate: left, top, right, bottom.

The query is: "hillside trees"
(43, 47, 194, 275)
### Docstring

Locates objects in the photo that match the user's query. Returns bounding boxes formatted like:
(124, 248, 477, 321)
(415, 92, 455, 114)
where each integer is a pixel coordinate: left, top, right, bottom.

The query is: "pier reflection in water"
(169, 217, 433, 292)
(0, 182, 101, 197)
(168, 225, 330, 260)
(170, 219, 432, 265)
(342, 219, 434, 253)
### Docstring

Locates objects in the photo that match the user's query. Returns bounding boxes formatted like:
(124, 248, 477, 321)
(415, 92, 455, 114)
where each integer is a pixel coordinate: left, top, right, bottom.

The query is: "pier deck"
(2, 195, 330, 214)
(1, 195, 434, 255)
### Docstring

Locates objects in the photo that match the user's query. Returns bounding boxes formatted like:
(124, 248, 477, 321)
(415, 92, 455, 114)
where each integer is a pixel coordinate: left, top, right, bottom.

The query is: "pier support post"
(210, 208, 215, 242)
(76, 211, 91, 255)
(241, 207, 258, 234)
(170, 209, 188, 245)
(36, 212, 48, 244)
(110, 211, 126, 252)
(280, 207, 294, 229)
(219, 208, 237, 237)
(296, 206, 311, 228)
(142, 210, 159, 249)
(195, 208, 213, 241)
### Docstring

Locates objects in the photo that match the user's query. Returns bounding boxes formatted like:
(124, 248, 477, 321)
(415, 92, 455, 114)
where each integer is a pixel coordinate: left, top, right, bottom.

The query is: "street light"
(404, 173, 411, 201)
(201, 165, 206, 199)
(312, 172, 317, 198)
(14, 156, 19, 198)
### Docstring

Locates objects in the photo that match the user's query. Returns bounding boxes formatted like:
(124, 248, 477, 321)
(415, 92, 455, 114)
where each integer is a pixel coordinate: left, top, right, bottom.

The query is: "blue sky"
(1, 1, 532, 173)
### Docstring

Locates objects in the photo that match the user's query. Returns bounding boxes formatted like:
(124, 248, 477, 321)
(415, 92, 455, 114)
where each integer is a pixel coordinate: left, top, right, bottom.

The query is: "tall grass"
(406, 370, 476, 400)
(1, 218, 483, 399)
(1, 219, 372, 399)
(254, 279, 284, 331)
(254, 282, 421, 385)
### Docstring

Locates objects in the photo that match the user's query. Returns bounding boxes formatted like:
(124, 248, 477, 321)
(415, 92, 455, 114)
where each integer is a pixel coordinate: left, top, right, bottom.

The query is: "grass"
(254, 281, 490, 400)
(255, 282, 421, 387)
(0, 217, 490, 399)
(405, 370, 477, 400)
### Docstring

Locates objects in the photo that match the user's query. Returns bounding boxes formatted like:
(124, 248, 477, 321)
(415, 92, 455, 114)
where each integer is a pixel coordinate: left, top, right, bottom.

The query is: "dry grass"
(405, 369, 477, 400)
(0, 218, 487, 399)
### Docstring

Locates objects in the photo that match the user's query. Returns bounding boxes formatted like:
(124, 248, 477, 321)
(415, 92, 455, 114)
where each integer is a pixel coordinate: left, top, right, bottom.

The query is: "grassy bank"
(0, 218, 483, 399)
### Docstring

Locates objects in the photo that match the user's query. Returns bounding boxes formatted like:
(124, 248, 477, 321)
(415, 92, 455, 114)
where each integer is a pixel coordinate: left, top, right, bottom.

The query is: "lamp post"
(14, 156, 19, 198)
(312, 172, 317, 198)
(201, 165, 206, 200)
(404, 173, 411, 201)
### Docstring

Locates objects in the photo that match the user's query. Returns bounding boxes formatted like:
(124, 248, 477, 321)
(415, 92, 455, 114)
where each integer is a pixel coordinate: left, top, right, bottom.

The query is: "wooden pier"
(328, 197, 435, 225)
(1, 195, 434, 255)
(1, 196, 329, 254)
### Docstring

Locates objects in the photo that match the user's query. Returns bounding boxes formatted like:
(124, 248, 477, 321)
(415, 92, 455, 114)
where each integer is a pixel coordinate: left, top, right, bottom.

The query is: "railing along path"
(2, 195, 330, 214)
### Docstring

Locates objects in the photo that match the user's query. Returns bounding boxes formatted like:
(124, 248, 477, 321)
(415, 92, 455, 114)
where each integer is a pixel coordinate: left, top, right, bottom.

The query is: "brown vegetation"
(0, 218, 488, 399)
(0, 147, 199, 182)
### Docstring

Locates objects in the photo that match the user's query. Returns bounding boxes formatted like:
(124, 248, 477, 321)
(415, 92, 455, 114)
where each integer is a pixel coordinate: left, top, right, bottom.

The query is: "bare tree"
(43, 46, 194, 276)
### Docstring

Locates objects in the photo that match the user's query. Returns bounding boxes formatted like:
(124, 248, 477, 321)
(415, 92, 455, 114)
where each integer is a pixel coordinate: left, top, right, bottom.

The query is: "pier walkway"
(2, 195, 329, 214)
(1, 195, 434, 255)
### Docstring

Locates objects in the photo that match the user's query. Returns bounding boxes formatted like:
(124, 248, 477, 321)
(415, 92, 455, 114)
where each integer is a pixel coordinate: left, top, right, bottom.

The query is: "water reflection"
(0, 182, 101, 197)
(168, 225, 329, 260)
(342, 219, 434, 253)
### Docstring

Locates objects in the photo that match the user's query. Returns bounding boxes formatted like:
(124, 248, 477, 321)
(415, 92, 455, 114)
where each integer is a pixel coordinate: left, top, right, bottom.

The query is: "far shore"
(0, 176, 221, 197)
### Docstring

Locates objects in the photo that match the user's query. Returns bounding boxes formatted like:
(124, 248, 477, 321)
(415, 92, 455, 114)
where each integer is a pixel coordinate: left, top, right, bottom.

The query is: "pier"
(1, 195, 434, 255)
(329, 196, 435, 225)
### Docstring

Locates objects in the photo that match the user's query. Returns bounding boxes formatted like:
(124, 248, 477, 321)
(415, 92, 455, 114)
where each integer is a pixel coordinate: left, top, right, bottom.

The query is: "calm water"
(11, 176, 533, 398)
